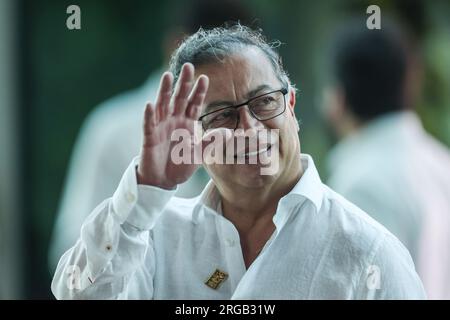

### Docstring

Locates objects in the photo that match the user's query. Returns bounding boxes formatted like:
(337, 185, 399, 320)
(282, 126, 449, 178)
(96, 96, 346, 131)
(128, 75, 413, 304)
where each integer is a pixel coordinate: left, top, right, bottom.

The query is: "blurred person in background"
(48, 0, 254, 271)
(323, 19, 450, 299)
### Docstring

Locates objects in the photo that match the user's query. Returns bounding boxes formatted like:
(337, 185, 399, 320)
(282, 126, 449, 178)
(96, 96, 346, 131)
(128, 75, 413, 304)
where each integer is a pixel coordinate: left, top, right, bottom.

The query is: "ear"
(322, 85, 356, 138)
(286, 88, 299, 131)
(287, 88, 296, 116)
(322, 86, 346, 125)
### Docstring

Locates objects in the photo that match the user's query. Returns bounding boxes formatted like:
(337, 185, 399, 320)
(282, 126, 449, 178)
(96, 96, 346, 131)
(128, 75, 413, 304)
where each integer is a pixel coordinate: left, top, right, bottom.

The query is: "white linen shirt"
(51, 154, 426, 299)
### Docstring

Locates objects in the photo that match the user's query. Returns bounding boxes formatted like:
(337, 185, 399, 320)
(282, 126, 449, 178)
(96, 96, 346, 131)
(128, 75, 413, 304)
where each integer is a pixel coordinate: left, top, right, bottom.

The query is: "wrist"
(135, 167, 177, 190)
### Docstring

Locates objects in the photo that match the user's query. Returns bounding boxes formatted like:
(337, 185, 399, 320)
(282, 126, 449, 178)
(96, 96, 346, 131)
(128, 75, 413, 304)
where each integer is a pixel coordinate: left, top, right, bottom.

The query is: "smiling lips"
(234, 144, 272, 159)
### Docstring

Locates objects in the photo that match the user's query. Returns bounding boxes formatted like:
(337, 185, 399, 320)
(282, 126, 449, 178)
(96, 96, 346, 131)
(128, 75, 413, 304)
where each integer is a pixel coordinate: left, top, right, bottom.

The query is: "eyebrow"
(204, 84, 275, 113)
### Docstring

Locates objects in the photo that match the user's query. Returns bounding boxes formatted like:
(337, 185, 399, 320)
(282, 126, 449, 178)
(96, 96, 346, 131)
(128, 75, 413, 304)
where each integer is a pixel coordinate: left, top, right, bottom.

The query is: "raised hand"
(137, 63, 209, 189)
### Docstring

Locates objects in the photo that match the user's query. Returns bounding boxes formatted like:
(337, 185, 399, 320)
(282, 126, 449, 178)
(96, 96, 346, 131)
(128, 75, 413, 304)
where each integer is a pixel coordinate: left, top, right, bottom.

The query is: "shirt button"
(125, 191, 135, 203)
(225, 238, 236, 247)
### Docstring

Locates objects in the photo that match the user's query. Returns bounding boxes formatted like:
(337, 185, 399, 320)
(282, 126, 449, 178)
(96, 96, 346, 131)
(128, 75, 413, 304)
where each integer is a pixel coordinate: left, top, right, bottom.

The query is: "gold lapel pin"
(205, 269, 228, 290)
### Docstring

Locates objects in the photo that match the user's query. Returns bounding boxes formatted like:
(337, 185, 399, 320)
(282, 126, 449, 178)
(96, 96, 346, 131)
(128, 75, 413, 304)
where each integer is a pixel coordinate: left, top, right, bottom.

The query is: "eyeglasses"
(199, 88, 288, 130)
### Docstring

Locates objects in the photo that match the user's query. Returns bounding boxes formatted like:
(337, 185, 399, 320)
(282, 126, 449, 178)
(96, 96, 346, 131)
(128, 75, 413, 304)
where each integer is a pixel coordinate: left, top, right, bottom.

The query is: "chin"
(207, 159, 283, 189)
(230, 163, 279, 188)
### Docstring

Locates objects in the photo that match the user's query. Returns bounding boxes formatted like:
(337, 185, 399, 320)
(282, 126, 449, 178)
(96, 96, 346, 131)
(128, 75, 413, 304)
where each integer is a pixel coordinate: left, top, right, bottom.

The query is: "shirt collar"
(285, 154, 324, 212)
(192, 153, 324, 224)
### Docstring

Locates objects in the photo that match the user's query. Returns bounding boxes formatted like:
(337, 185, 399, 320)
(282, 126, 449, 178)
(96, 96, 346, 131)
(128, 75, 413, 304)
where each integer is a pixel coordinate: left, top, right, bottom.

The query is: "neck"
(219, 155, 303, 233)
(338, 112, 362, 139)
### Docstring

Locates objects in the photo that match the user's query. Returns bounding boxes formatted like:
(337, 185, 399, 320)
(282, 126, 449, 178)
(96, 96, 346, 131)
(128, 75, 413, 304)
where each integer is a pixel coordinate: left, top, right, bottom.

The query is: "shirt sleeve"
(356, 232, 427, 299)
(51, 157, 177, 299)
(48, 112, 131, 271)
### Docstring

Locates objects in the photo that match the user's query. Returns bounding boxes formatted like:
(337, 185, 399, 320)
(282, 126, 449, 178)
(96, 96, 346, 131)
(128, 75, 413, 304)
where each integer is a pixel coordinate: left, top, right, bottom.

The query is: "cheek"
(263, 114, 284, 131)
(278, 116, 299, 154)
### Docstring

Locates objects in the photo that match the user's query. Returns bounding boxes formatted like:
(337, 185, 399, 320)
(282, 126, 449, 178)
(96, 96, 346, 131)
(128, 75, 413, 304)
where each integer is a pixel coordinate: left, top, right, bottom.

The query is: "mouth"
(234, 144, 272, 160)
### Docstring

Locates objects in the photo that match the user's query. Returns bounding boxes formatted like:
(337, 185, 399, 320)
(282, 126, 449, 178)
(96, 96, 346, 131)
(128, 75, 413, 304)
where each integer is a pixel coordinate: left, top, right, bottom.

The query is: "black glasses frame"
(198, 87, 289, 130)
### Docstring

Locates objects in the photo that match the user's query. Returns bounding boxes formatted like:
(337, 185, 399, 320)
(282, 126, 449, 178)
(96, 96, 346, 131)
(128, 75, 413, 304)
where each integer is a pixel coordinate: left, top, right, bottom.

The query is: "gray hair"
(168, 24, 291, 88)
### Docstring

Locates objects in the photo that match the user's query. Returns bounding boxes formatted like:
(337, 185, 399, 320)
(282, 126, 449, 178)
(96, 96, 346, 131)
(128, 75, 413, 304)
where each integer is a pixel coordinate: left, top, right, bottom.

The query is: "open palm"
(137, 63, 209, 189)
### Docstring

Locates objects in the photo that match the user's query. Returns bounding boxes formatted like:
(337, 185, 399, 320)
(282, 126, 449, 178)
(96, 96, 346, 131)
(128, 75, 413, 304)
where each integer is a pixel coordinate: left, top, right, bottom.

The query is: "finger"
(186, 75, 209, 119)
(172, 63, 195, 115)
(155, 72, 173, 122)
(143, 102, 157, 137)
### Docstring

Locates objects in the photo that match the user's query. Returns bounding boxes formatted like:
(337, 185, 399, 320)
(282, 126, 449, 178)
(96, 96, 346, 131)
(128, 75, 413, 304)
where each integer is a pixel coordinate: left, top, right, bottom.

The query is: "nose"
(236, 105, 264, 130)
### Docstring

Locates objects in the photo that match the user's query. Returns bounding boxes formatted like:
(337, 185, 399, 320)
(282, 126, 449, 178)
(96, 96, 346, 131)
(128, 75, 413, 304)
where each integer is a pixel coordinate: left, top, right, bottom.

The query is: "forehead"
(195, 47, 282, 105)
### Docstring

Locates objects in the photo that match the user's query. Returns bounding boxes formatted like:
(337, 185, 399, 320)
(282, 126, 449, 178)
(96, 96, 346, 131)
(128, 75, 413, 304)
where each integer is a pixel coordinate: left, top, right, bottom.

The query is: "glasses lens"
(249, 91, 285, 120)
(202, 108, 238, 130)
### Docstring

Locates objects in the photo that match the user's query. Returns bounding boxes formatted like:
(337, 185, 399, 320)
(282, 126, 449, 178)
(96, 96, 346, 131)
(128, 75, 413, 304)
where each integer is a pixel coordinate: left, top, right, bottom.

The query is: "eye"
(261, 96, 275, 104)
(252, 95, 276, 110)
(211, 109, 234, 122)
(252, 95, 276, 108)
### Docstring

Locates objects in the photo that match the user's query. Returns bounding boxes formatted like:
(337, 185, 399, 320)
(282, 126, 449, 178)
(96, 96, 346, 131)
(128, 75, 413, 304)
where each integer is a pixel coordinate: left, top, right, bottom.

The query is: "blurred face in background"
(321, 24, 424, 139)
